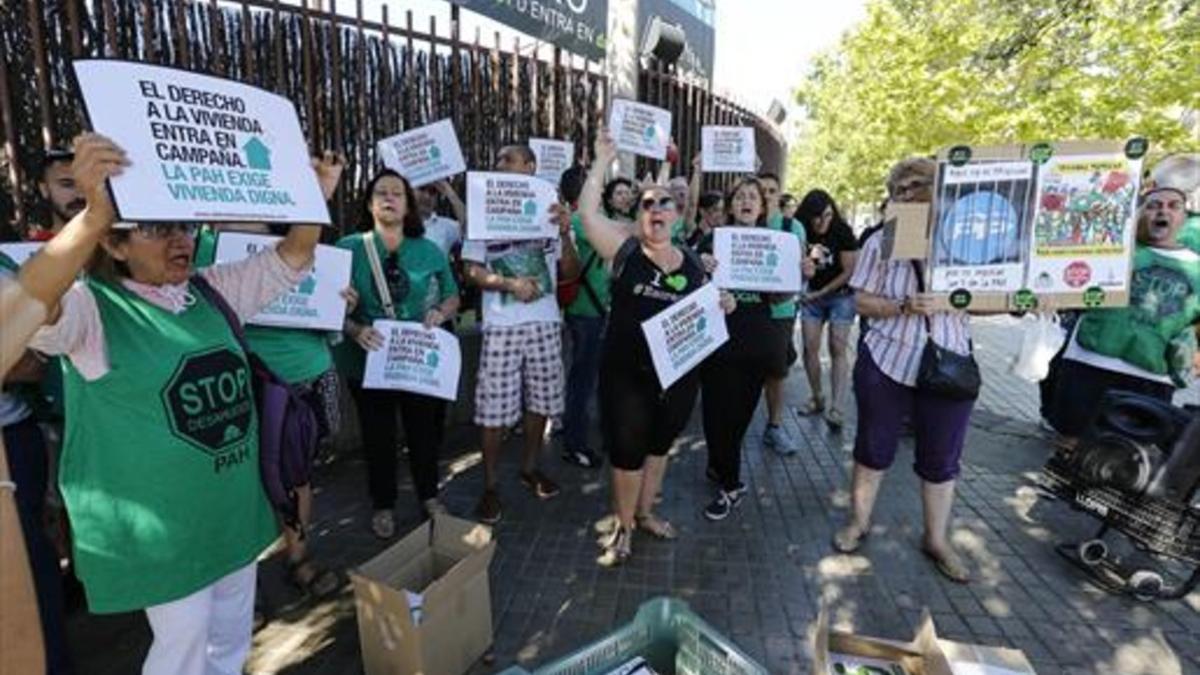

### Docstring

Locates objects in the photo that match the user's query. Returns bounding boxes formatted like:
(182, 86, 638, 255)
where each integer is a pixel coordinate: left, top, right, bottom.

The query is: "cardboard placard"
(212, 232, 350, 330)
(608, 99, 673, 160)
(711, 226, 802, 292)
(376, 119, 468, 188)
(466, 172, 559, 241)
(529, 138, 575, 187)
(641, 283, 729, 389)
(0, 242, 43, 268)
(701, 126, 756, 173)
(362, 321, 462, 401)
(71, 59, 330, 225)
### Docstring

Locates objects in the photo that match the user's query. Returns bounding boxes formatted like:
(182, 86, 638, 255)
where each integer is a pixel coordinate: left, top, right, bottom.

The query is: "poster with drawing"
(1027, 154, 1140, 294)
(929, 161, 1033, 293)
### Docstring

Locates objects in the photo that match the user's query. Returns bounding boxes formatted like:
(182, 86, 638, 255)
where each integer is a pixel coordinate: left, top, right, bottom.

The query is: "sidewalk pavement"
(69, 316, 1199, 674)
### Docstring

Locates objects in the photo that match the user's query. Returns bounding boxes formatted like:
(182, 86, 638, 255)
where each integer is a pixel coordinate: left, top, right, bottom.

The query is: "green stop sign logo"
(161, 348, 253, 457)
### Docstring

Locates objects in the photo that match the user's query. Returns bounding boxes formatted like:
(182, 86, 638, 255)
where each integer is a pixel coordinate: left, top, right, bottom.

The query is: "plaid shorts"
(475, 322, 565, 428)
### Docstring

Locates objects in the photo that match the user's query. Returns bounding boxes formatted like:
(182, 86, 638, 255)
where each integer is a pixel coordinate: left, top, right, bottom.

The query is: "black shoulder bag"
(910, 261, 981, 401)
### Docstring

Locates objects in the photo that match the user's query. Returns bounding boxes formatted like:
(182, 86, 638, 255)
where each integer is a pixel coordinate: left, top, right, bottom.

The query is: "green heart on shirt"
(664, 274, 688, 291)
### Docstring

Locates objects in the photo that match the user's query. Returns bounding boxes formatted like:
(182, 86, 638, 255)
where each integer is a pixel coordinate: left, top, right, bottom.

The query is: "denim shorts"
(801, 290, 856, 324)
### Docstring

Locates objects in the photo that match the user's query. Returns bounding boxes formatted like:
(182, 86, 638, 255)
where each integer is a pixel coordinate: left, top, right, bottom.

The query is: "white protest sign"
(701, 126, 756, 173)
(641, 283, 729, 389)
(71, 60, 330, 225)
(466, 172, 559, 241)
(530, 138, 575, 186)
(712, 227, 802, 292)
(0, 242, 43, 268)
(362, 321, 461, 400)
(213, 232, 350, 331)
(376, 119, 468, 188)
(608, 99, 673, 160)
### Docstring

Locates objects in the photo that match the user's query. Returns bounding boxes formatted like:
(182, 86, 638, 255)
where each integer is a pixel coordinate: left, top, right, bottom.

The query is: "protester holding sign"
(1047, 185, 1200, 441)
(797, 189, 859, 430)
(835, 158, 977, 585)
(462, 144, 581, 525)
(27, 134, 334, 675)
(336, 169, 460, 538)
(580, 131, 732, 565)
(697, 177, 786, 521)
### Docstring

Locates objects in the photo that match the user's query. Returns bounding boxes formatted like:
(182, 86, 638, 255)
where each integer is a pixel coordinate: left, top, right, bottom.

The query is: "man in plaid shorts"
(463, 145, 581, 523)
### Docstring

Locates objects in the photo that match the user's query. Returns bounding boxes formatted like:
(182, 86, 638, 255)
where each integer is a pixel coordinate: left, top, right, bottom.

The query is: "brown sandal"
(921, 545, 971, 584)
(635, 513, 678, 540)
(287, 557, 341, 599)
(833, 522, 870, 554)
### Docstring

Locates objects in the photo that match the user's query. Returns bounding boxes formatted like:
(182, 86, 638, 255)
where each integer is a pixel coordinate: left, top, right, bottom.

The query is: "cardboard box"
(812, 608, 1036, 675)
(351, 514, 496, 675)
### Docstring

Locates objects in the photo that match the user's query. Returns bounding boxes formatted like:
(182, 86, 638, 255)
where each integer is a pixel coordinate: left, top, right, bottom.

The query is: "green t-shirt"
(334, 231, 458, 381)
(767, 213, 806, 319)
(671, 217, 687, 247)
(1179, 214, 1200, 256)
(62, 279, 277, 613)
(1075, 245, 1200, 382)
(566, 213, 611, 318)
(194, 229, 333, 384)
(0, 250, 17, 273)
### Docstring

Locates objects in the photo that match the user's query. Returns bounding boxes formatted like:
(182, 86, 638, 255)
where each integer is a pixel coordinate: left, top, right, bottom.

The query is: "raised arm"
(277, 151, 344, 270)
(683, 153, 702, 238)
(580, 130, 635, 261)
(434, 179, 467, 234)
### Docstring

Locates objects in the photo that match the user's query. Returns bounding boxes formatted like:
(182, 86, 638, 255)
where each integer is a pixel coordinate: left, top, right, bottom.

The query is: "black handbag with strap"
(910, 260, 981, 401)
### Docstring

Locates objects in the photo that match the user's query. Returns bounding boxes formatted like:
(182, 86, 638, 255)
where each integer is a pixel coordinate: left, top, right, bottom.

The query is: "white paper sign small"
(641, 283, 729, 389)
(71, 59, 330, 225)
(213, 232, 350, 331)
(608, 99, 673, 160)
(362, 321, 461, 400)
(530, 138, 575, 187)
(466, 172, 559, 241)
(712, 227, 802, 292)
(0, 242, 44, 268)
(701, 126, 756, 173)
(376, 119, 468, 188)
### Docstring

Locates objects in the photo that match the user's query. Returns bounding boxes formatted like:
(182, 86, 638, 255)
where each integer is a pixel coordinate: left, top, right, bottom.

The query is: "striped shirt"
(850, 231, 972, 387)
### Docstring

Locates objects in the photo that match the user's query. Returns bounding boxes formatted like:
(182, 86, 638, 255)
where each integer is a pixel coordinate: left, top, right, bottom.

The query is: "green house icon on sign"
(244, 137, 272, 171)
(428, 146, 442, 160)
(426, 352, 440, 368)
(297, 275, 317, 295)
(523, 200, 538, 216)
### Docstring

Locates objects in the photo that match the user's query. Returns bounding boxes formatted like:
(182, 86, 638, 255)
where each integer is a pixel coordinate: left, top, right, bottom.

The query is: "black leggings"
(702, 345, 769, 491)
(349, 382, 445, 508)
(600, 362, 700, 471)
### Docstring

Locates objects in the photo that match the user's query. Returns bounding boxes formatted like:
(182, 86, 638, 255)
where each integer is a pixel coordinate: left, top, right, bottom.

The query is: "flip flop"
(832, 523, 870, 554)
(922, 546, 971, 584)
(635, 513, 678, 540)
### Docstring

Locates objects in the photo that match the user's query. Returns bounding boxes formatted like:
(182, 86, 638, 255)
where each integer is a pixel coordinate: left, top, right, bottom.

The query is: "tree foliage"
(788, 0, 1200, 206)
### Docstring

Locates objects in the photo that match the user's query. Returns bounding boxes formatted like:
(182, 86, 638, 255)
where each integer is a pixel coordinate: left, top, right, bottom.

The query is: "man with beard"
(27, 150, 86, 240)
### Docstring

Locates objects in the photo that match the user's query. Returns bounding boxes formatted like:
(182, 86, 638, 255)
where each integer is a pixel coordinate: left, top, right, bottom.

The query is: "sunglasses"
(134, 222, 200, 240)
(896, 179, 932, 195)
(640, 196, 677, 212)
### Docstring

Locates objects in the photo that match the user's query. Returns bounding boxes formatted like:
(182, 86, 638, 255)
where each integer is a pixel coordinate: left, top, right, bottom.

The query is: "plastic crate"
(498, 597, 768, 675)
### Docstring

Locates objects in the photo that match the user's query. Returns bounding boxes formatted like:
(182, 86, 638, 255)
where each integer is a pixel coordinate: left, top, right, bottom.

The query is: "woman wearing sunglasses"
(26, 134, 334, 675)
(579, 131, 734, 565)
(335, 169, 460, 539)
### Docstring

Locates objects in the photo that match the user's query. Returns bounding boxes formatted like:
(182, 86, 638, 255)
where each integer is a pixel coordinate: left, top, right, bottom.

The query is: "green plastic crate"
(497, 597, 769, 675)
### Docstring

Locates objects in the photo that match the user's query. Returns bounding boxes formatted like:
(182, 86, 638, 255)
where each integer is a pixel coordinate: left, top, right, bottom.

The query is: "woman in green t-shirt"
(336, 170, 460, 539)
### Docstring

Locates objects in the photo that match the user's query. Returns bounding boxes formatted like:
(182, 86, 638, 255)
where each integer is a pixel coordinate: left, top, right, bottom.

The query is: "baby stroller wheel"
(1078, 539, 1108, 566)
(1128, 570, 1164, 601)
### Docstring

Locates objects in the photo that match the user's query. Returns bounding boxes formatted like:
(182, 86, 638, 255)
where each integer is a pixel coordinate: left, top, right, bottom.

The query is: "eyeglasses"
(134, 222, 199, 240)
(640, 196, 677, 212)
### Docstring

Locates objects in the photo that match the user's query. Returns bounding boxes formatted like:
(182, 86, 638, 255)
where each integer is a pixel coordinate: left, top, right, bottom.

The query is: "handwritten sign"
(466, 172, 559, 241)
(213, 232, 350, 331)
(608, 99, 673, 160)
(0, 242, 43, 268)
(362, 321, 462, 400)
(530, 138, 575, 187)
(711, 227, 802, 292)
(376, 119, 468, 188)
(71, 59, 330, 225)
(701, 126, 756, 173)
(641, 283, 729, 389)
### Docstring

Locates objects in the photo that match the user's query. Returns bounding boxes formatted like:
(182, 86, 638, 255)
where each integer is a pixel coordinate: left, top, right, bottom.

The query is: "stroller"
(1038, 391, 1200, 601)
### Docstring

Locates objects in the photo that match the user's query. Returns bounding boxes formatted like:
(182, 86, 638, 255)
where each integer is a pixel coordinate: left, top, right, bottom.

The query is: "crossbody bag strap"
(363, 231, 397, 320)
(908, 259, 935, 337)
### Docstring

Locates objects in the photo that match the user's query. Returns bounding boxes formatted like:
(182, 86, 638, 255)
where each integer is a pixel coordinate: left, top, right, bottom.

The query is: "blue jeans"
(563, 314, 606, 452)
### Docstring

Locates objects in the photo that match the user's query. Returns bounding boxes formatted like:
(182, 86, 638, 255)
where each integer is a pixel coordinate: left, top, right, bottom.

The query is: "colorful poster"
(641, 283, 729, 389)
(376, 119, 467, 188)
(362, 321, 461, 400)
(466, 172, 559, 241)
(0, 242, 43, 268)
(71, 59, 330, 225)
(701, 126, 756, 173)
(608, 99, 673, 160)
(711, 226, 802, 292)
(1027, 154, 1141, 294)
(530, 138, 575, 187)
(929, 161, 1034, 293)
(213, 232, 351, 330)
